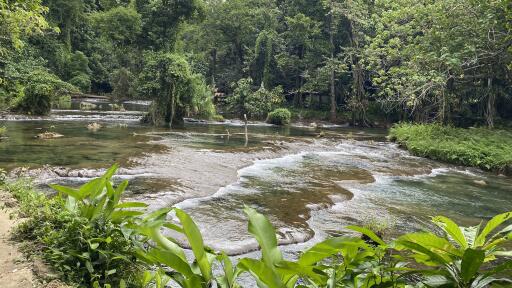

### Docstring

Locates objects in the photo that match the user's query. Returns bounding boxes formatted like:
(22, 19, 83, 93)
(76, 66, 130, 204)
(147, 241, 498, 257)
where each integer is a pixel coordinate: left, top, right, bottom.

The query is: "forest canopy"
(0, 0, 511, 127)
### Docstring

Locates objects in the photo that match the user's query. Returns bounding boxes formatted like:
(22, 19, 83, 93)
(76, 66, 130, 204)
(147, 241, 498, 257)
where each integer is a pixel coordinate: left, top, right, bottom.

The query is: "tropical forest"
(1, 0, 512, 287)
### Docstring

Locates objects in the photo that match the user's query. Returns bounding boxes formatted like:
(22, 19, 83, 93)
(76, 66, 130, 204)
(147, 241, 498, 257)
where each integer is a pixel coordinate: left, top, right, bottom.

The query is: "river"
(1, 104, 511, 260)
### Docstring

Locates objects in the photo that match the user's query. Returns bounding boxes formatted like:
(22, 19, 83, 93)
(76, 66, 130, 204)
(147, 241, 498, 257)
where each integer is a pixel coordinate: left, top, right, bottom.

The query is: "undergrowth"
(389, 123, 512, 174)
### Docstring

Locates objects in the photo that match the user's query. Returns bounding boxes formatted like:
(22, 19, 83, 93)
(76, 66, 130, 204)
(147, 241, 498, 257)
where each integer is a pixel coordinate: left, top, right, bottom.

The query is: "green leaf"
(114, 202, 148, 209)
(298, 237, 365, 266)
(432, 216, 468, 249)
(244, 206, 282, 267)
(460, 248, 485, 283)
(276, 261, 327, 285)
(346, 225, 386, 246)
(85, 261, 94, 273)
(174, 208, 212, 281)
(395, 237, 451, 265)
(238, 258, 284, 288)
(79, 177, 105, 199)
(146, 248, 196, 278)
(475, 212, 512, 247)
(216, 252, 241, 288)
(50, 184, 82, 201)
(110, 210, 144, 223)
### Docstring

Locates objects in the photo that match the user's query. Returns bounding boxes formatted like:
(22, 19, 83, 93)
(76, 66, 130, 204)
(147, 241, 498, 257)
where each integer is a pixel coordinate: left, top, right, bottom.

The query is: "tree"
(0, 0, 49, 57)
(367, 0, 511, 127)
(137, 52, 213, 127)
(136, 0, 205, 51)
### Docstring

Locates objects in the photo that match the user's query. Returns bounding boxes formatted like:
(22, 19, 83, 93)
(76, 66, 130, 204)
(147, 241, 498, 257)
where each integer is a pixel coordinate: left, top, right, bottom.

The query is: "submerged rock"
(80, 102, 97, 110)
(87, 122, 102, 131)
(473, 179, 487, 186)
(35, 132, 64, 139)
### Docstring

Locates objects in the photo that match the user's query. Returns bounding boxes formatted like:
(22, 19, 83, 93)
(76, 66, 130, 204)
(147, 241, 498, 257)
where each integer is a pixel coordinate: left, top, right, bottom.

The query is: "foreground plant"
(397, 214, 512, 287)
(12, 165, 148, 287)
(6, 165, 512, 287)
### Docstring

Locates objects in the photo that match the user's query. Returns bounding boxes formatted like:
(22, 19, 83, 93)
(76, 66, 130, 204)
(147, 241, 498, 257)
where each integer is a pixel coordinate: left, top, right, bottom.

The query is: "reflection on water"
(0, 119, 165, 170)
(1, 109, 511, 258)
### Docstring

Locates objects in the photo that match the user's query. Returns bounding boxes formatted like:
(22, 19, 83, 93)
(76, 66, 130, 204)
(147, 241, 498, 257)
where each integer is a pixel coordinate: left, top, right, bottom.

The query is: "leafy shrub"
(212, 114, 225, 122)
(244, 85, 283, 119)
(138, 52, 216, 126)
(53, 95, 71, 109)
(17, 83, 52, 115)
(10, 165, 148, 287)
(389, 123, 512, 174)
(396, 213, 512, 287)
(2, 53, 77, 114)
(227, 77, 253, 117)
(227, 78, 284, 119)
(69, 73, 92, 93)
(266, 108, 291, 125)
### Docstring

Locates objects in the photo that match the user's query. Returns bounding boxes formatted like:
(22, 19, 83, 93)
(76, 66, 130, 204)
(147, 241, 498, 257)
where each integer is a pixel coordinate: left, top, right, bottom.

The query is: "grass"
(389, 123, 512, 174)
(0, 126, 6, 137)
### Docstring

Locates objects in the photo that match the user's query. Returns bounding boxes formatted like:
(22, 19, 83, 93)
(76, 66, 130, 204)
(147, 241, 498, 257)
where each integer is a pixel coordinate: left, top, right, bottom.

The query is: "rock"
(35, 132, 63, 139)
(309, 122, 318, 128)
(45, 280, 69, 288)
(473, 180, 487, 186)
(87, 122, 102, 131)
(80, 102, 97, 110)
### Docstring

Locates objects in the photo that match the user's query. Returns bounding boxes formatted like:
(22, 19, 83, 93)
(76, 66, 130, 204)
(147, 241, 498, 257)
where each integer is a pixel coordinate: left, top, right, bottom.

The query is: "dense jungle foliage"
(3, 166, 512, 288)
(1, 0, 512, 127)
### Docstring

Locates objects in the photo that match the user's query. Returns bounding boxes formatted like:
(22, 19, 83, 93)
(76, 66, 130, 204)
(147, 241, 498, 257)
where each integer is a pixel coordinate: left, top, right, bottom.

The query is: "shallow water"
(1, 108, 511, 258)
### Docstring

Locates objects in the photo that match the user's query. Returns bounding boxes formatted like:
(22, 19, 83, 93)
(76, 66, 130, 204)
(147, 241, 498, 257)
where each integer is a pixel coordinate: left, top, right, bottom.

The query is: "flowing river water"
(1, 104, 511, 260)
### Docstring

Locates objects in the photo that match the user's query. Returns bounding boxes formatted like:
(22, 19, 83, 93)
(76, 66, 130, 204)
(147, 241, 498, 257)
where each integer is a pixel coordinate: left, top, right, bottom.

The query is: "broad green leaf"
(244, 206, 282, 267)
(110, 210, 144, 223)
(346, 225, 386, 246)
(397, 232, 460, 258)
(103, 164, 119, 180)
(50, 184, 82, 201)
(475, 212, 512, 247)
(238, 258, 284, 288)
(298, 237, 365, 266)
(146, 248, 195, 278)
(276, 261, 327, 285)
(460, 248, 485, 283)
(79, 177, 105, 199)
(114, 202, 148, 209)
(395, 239, 451, 265)
(216, 252, 241, 288)
(432, 216, 468, 249)
(174, 208, 212, 281)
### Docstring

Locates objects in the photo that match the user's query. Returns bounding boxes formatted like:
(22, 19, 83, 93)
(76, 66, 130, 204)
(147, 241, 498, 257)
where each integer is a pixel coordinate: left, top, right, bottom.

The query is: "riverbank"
(389, 123, 512, 175)
(0, 188, 68, 288)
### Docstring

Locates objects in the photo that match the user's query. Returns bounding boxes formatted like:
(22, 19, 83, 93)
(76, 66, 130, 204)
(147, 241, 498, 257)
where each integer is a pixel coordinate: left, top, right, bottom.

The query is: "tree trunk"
(211, 48, 217, 86)
(168, 85, 176, 128)
(329, 0, 336, 122)
(486, 77, 495, 129)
